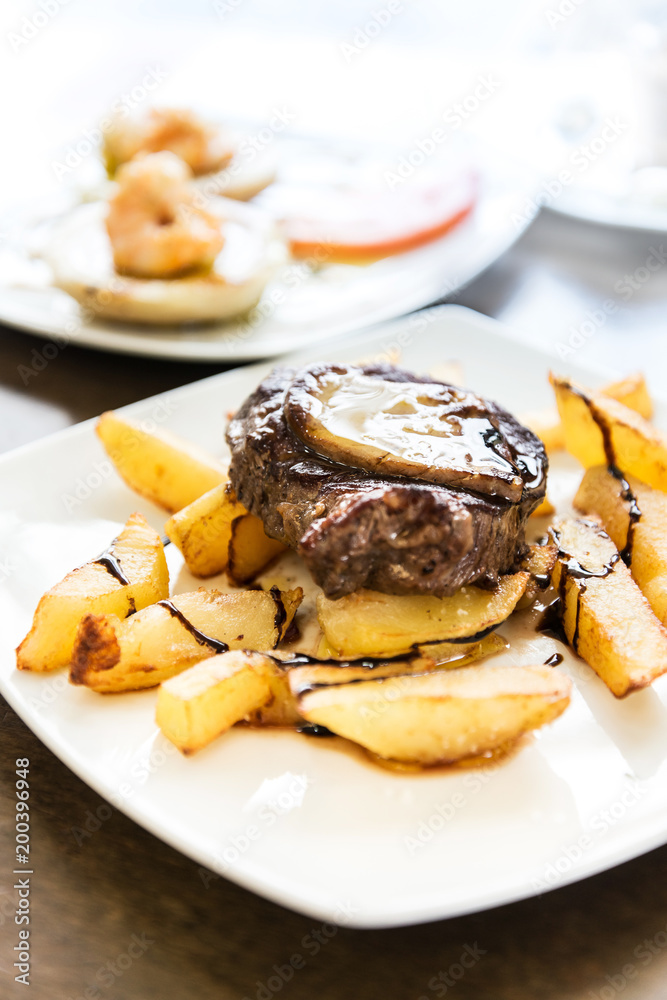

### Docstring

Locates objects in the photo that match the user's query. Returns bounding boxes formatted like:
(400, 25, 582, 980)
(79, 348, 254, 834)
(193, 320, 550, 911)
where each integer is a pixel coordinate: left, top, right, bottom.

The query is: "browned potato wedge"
(242, 662, 303, 727)
(16, 513, 168, 672)
(159, 652, 445, 754)
(156, 651, 275, 754)
(288, 654, 439, 697)
(521, 374, 652, 455)
(517, 544, 558, 607)
(316, 632, 508, 669)
(317, 572, 529, 657)
(164, 483, 246, 578)
(253, 646, 499, 728)
(227, 514, 288, 585)
(417, 632, 509, 667)
(550, 374, 667, 487)
(574, 466, 667, 624)
(165, 484, 286, 582)
(251, 651, 448, 730)
(602, 372, 653, 420)
(70, 586, 302, 692)
(549, 516, 667, 696)
(291, 663, 571, 765)
(97, 410, 226, 512)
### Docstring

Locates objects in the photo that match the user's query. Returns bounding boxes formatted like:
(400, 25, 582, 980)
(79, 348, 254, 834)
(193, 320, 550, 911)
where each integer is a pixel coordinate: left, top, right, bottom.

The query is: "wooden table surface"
(3, 212, 667, 1000)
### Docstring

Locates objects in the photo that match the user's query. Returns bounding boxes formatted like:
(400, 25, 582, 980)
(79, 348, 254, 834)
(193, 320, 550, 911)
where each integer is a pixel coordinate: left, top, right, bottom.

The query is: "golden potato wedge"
(517, 544, 558, 607)
(416, 632, 509, 667)
(165, 482, 287, 582)
(242, 663, 303, 727)
(70, 586, 302, 692)
(520, 374, 651, 456)
(550, 374, 667, 488)
(549, 516, 667, 696)
(574, 466, 667, 624)
(288, 653, 439, 696)
(16, 513, 168, 672)
(253, 646, 501, 730)
(602, 372, 653, 420)
(97, 410, 226, 512)
(314, 632, 508, 668)
(246, 651, 449, 729)
(254, 652, 444, 731)
(520, 408, 565, 453)
(164, 483, 246, 578)
(156, 650, 275, 754)
(227, 514, 288, 585)
(291, 662, 571, 765)
(317, 572, 529, 657)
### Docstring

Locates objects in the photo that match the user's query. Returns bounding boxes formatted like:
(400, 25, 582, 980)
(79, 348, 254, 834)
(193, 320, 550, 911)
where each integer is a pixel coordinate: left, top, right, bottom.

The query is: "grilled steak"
(227, 363, 547, 599)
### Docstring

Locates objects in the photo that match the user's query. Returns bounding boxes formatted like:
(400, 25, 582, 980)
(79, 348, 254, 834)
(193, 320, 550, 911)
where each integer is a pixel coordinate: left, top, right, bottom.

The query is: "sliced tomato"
(263, 167, 477, 264)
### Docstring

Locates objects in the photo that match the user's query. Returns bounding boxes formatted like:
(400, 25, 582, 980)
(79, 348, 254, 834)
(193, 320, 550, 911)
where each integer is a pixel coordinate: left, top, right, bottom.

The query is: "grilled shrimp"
(105, 152, 225, 278)
(104, 107, 234, 176)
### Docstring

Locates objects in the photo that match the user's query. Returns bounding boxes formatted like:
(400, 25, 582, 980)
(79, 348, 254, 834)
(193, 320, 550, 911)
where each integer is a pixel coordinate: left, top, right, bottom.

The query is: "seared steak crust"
(226, 364, 547, 599)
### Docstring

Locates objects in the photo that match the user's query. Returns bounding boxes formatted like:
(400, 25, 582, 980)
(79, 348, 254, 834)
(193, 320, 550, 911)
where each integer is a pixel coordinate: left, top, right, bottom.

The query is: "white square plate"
(3, 305, 667, 929)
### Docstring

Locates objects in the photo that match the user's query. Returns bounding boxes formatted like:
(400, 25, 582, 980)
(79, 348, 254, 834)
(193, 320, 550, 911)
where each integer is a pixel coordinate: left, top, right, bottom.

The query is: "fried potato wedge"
(521, 373, 652, 455)
(158, 652, 440, 755)
(165, 483, 286, 581)
(517, 544, 558, 607)
(16, 513, 168, 672)
(292, 663, 571, 765)
(156, 651, 275, 754)
(70, 586, 302, 692)
(416, 632, 509, 667)
(256, 637, 509, 731)
(602, 372, 653, 420)
(227, 514, 288, 585)
(242, 664, 302, 727)
(317, 572, 529, 657)
(549, 516, 667, 696)
(288, 654, 440, 697)
(251, 652, 449, 729)
(97, 410, 226, 512)
(574, 466, 667, 624)
(164, 483, 246, 578)
(550, 375, 667, 488)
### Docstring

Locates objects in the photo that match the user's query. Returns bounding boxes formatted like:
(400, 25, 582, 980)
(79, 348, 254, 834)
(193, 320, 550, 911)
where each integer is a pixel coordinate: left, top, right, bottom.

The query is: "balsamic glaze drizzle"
(544, 652, 564, 667)
(428, 623, 501, 645)
(157, 600, 229, 653)
(568, 383, 643, 566)
(296, 723, 335, 738)
(546, 382, 647, 651)
(536, 599, 568, 644)
(270, 585, 287, 635)
(608, 465, 641, 566)
(550, 523, 620, 653)
(93, 541, 130, 586)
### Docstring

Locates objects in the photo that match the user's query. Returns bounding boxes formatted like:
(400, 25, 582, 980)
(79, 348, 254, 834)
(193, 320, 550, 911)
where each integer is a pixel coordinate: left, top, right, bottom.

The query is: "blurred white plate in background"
(0, 143, 537, 361)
